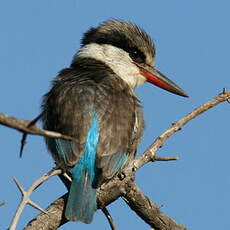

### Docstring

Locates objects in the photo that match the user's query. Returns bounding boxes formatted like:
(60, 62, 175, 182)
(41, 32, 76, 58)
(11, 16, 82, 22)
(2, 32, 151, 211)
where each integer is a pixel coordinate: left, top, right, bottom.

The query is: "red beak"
(138, 64, 188, 97)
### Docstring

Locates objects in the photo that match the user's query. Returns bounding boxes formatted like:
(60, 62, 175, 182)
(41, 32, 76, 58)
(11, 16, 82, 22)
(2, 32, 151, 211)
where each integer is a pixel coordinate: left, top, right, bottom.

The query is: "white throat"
(75, 43, 146, 88)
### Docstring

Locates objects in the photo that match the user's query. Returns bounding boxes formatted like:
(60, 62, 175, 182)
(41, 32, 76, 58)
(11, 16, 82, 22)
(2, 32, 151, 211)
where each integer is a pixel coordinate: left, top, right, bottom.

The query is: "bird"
(41, 19, 188, 224)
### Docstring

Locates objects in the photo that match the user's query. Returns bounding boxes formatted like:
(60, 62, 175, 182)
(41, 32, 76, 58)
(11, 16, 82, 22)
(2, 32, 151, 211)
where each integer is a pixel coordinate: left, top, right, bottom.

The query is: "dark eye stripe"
(128, 47, 146, 64)
(82, 29, 147, 64)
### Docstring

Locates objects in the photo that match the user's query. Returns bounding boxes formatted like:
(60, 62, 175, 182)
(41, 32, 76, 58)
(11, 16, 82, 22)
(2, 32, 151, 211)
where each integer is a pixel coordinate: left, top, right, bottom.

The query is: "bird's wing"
(95, 80, 137, 180)
(42, 68, 96, 167)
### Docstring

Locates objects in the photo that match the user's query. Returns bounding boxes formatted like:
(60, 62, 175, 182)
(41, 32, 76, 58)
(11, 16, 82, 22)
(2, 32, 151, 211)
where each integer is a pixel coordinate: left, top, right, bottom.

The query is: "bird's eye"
(129, 47, 145, 64)
(129, 48, 139, 60)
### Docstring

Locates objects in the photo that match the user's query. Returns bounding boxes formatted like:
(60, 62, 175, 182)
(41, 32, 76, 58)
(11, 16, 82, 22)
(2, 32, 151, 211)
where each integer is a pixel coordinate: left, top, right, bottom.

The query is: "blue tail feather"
(65, 108, 99, 223)
(48, 107, 128, 223)
(104, 152, 128, 177)
(65, 172, 97, 223)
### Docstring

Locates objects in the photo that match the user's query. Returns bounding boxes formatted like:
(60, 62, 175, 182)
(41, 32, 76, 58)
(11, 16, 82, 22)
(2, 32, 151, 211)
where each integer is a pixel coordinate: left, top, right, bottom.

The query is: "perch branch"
(1, 90, 229, 229)
(23, 90, 230, 229)
(25, 171, 187, 230)
(122, 181, 187, 230)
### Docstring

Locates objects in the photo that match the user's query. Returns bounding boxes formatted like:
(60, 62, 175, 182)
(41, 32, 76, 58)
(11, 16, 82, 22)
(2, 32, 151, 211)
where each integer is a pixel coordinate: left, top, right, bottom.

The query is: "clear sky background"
(1, 1, 230, 229)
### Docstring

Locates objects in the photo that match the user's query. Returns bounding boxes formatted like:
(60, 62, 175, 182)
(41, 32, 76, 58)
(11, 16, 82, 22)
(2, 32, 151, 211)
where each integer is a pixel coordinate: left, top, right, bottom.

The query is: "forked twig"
(9, 167, 62, 230)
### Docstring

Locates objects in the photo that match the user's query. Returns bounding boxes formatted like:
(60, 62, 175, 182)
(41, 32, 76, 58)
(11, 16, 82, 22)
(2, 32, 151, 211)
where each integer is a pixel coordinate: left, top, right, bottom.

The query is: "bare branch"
(1, 90, 229, 229)
(9, 168, 62, 230)
(133, 90, 230, 170)
(0, 113, 75, 141)
(122, 181, 187, 230)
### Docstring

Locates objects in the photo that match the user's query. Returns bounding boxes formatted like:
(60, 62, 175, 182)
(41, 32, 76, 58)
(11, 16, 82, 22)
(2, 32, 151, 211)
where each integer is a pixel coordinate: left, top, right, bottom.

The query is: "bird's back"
(42, 57, 144, 182)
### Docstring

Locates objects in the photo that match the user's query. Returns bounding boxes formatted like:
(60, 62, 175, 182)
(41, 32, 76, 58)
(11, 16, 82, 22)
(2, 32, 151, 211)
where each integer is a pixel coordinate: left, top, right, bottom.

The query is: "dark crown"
(81, 20, 155, 65)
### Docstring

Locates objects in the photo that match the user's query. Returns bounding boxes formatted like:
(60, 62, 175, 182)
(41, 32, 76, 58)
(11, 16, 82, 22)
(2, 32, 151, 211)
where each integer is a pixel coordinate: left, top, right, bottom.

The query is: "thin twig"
(133, 90, 230, 170)
(9, 167, 62, 230)
(20, 113, 44, 157)
(152, 156, 178, 161)
(102, 207, 116, 230)
(0, 113, 75, 141)
(0, 201, 6, 207)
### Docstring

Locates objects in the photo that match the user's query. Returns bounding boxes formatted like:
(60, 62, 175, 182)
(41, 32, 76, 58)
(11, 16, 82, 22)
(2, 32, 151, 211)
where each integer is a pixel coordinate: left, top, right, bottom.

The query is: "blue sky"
(1, 0, 230, 229)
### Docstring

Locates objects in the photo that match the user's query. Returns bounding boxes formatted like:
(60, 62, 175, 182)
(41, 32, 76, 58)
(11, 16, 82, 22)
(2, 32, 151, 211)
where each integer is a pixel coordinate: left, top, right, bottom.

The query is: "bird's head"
(74, 20, 188, 97)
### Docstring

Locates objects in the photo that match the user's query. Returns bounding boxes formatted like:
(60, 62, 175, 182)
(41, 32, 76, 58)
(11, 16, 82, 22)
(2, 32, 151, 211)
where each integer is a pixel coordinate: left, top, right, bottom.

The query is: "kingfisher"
(41, 20, 188, 224)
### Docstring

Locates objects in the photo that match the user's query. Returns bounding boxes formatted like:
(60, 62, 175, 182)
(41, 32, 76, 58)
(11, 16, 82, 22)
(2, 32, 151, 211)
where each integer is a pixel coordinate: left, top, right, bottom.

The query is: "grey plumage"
(41, 19, 187, 223)
(42, 56, 144, 180)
